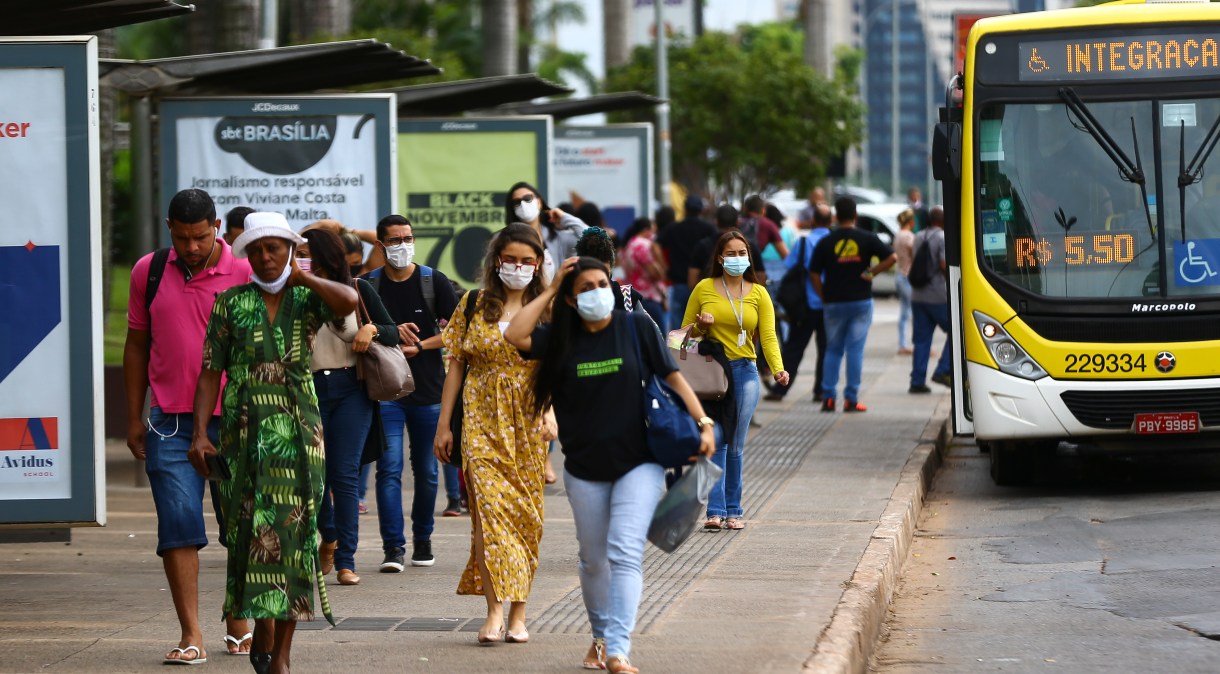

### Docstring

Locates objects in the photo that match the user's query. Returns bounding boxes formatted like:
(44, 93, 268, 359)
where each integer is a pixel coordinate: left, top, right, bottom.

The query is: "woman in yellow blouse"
(683, 231, 789, 531)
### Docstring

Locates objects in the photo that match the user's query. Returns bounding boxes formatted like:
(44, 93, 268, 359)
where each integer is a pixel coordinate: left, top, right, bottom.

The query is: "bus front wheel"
(989, 441, 1034, 486)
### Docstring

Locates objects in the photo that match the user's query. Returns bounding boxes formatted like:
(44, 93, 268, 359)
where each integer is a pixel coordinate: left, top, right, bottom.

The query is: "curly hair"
(574, 226, 616, 267)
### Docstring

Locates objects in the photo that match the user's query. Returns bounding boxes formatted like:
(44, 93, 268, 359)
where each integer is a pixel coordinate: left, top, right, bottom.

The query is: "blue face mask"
(722, 256, 750, 277)
(575, 286, 615, 321)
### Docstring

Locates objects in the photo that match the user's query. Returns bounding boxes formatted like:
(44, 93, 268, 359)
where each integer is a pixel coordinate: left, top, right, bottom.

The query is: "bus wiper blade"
(1130, 118, 1156, 242)
(1058, 87, 1145, 185)
(1178, 112, 1220, 240)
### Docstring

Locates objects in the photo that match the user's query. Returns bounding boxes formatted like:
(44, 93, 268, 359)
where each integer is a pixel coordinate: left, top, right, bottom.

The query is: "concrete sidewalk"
(0, 300, 949, 673)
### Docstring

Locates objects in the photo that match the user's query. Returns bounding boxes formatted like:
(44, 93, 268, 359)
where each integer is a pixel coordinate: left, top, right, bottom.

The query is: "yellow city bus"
(932, 0, 1220, 484)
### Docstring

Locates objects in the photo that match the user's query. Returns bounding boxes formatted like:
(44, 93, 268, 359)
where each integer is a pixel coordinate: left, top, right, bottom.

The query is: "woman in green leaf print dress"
(189, 212, 357, 674)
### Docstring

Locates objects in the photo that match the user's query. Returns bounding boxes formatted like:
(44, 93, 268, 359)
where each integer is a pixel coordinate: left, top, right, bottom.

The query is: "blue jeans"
(314, 368, 372, 571)
(707, 359, 760, 519)
(144, 407, 223, 555)
(911, 301, 952, 387)
(895, 273, 912, 350)
(380, 400, 441, 546)
(668, 283, 691, 331)
(822, 299, 874, 403)
(565, 463, 666, 660)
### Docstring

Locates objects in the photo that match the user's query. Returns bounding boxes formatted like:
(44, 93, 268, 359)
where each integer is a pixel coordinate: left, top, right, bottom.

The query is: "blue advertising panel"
(0, 37, 104, 526)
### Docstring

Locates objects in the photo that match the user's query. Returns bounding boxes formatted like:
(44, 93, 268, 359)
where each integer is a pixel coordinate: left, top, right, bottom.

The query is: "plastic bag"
(647, 456, 724, 553)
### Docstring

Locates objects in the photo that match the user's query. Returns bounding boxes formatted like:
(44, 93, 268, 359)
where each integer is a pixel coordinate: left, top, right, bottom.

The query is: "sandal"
(724, 518, 745, 530)
(582, 637, 607, 670)
(223, 631, 253, 655)
(607, 655, 640, 673)
(703, 517, 724, 531)
(163, 645, 207, 665)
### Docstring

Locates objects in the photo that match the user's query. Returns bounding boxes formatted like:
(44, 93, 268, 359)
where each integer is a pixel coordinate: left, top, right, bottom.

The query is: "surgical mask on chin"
(385, 242, 414, 269)
(251, 260, 292, 294)
(514, 198, 541, 223)
(499, 264, 536, 290)
(575, 287, 615, 321)
(723, 256, 750, 277)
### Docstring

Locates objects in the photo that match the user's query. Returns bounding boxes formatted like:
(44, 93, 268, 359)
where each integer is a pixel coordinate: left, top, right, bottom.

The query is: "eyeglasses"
(383, 236, 415, 246)
(509, 194, 536, 207)
(500, 259, 538, 271)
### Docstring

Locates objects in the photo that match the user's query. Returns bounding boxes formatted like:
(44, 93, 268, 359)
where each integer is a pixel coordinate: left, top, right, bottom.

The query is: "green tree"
(606, 22, 864, 198)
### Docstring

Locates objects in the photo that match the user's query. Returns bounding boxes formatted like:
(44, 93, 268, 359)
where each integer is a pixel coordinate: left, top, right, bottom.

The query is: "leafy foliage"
(605, 22, 863, 198)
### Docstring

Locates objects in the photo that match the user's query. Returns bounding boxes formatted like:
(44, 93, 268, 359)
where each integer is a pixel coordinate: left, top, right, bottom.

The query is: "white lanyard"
(721, 277, 748, 347)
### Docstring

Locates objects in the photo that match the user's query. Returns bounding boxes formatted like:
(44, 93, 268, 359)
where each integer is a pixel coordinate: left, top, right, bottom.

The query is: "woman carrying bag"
(505, 256, 715, 674)
(298, 227, 399, 587)
(682, 231, 789, 532)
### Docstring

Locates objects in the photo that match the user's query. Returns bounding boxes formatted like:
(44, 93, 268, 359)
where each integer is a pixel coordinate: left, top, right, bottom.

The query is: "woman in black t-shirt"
(505, 257, 715, 674)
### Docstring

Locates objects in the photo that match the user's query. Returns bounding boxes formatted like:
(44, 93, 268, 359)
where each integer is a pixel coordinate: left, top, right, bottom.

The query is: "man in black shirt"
(366, 215, 459, 571)
(809, 197, 897, 413)
(657, 194, 717, 330)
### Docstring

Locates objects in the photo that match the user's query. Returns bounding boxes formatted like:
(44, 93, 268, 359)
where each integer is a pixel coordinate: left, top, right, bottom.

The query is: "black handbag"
(447, 290, 480, 468)
(627, 313, 702, 469)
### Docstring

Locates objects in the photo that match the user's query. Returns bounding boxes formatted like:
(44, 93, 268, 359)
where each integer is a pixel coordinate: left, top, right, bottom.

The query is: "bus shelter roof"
(493, 91, 665, 120)
(99, 39, 440, 96)
(386, 74, 573, 117)
(2, 0, 194, 35)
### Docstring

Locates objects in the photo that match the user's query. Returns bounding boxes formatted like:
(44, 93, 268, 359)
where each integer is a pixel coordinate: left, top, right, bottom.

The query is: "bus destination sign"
(1019, 33, 1220, 82)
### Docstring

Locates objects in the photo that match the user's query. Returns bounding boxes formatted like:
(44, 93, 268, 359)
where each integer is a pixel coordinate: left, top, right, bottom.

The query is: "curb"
(803, 397, 952, 674)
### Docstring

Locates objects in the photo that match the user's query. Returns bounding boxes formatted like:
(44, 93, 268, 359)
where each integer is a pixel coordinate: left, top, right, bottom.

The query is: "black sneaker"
(909, 384, 932, 394)
(821, 397, 835, 412)
(411, 540, 435, 567)
(380, 547, 405, 573)
(442, 497, 462, 517)
(931, 373, 953, 387)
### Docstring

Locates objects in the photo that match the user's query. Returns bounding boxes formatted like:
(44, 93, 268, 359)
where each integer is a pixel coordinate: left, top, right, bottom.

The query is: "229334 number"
(1064, 352, 1146, 373)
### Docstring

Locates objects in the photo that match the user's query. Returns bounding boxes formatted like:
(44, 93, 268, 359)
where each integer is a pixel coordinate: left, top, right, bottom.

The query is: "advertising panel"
(398, 117, 551, 286)
(159, 96, 397, 234)
(0, 38, 103, 525)
(553, 124, 654, 237)
(631, 0, 697, 47)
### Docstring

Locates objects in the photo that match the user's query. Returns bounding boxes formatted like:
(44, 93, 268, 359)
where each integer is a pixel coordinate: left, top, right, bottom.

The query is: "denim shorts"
(144, 407, 218, 556)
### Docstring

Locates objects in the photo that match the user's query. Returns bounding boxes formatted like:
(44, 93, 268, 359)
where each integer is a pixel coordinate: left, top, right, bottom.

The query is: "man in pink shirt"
(123, 188, 253, 665)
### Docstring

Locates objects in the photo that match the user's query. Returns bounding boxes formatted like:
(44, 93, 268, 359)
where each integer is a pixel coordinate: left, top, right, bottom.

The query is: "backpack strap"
(463, 289, 480, 323)
(621, 283, 634, 312)
(144, 247, 172, 323)
(419, 265, 436, 321)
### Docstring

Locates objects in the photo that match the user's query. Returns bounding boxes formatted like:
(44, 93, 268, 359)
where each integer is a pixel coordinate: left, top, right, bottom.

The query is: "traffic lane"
(872, 441, 1220, 673)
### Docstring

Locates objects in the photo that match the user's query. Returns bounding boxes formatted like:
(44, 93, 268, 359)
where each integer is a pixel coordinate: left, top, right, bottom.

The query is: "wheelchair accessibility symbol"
(1027, 48, 1050, 73)
(1174, 240, 1220, 286)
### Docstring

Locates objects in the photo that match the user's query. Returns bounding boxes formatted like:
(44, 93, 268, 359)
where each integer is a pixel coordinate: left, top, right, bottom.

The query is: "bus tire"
(989, 441, 1034, 486)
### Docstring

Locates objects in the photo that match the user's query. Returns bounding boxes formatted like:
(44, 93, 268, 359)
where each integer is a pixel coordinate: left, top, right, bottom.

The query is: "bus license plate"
(1133, 412, 1200, 434)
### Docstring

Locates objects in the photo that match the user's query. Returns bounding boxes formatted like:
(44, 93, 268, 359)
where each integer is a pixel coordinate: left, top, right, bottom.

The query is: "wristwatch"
(697, 416, 715, 430)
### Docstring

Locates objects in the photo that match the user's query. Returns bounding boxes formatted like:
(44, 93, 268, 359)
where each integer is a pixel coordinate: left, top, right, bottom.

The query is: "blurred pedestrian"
(189, 212, 358, 674)
(657, 194, 716, 330)
(224, 206, 253, 247)
(434, 223, 555, 644)
(894, 208, 916, 354)
(766, 203, 833, 402)
(505, 256, 716, 674)
(299, 227, 399, 587)
(810, 197, 897, 412)
(909, 206, 952, 393)
(683, 232, 788, 531)
(621, 216, 668, 328)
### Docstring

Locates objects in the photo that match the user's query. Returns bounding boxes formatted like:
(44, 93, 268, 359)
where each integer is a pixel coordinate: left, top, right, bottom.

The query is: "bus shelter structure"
(3, 0, 194, 34)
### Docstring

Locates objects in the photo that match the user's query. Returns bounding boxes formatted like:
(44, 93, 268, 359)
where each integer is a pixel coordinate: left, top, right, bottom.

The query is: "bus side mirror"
(932, 121, 961, 181)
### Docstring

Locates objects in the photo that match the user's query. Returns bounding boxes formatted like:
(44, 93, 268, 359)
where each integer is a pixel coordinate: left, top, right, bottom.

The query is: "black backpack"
(777, 236, 810, 322)
(908, 235, 935, 289)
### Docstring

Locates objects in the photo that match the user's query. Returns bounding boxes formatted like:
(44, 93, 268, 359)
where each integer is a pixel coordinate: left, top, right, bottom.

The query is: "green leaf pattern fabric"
(202, 283, 335, 625)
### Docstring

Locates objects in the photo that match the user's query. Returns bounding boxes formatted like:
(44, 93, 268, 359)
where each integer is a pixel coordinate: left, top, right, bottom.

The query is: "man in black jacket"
(657, 194, 716, 330)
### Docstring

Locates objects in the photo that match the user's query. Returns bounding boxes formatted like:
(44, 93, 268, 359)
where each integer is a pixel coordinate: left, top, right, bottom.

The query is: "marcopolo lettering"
(0, 121, 31, 138)
(1130, 302, 1197, 312)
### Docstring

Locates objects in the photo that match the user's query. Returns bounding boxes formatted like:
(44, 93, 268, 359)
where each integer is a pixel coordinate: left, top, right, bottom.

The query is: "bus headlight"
(972, 311, 1047, 381)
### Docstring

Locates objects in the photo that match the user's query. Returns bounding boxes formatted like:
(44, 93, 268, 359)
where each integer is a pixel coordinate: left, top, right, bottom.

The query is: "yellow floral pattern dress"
(442, 291, 546, 602)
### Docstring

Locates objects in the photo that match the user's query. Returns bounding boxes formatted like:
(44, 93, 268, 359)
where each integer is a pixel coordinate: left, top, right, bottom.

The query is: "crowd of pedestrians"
(124, 182, 947, 673)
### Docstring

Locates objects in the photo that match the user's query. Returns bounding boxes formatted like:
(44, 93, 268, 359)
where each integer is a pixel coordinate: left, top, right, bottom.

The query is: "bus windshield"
(976, 97, 1220, 300)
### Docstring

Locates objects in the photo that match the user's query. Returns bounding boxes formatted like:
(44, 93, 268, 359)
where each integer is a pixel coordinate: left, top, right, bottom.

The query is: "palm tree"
(291, 0, 354, 42)
(603, 0, 629, 70)
(482, 0, 518, 76)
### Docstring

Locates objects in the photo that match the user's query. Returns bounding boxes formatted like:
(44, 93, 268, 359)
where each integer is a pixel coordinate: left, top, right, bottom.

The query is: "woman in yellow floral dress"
(434, 223, 554, 644)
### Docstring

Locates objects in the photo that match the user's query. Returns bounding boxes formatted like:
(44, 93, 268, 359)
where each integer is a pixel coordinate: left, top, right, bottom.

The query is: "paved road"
(872, 439, 1220, 673)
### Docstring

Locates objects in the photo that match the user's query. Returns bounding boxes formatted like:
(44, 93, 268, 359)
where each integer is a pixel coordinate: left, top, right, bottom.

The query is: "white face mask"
(575, 287, 615, 322)
(251, 259, 292, 294)
(514, 196, 541, 223)
(385, 242, 414, 269)
(499, 263, 536, 290)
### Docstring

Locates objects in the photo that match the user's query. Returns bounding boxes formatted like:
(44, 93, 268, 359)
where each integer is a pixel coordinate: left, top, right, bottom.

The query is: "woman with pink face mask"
(434, 223, 557, 645)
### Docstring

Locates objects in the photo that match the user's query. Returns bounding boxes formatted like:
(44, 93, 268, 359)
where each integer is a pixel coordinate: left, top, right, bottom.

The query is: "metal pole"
(891, 0, 900, 199)
(655, 0, 672, 207)
(132, 95, 154, 256)
(259, 0, 278, 49)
